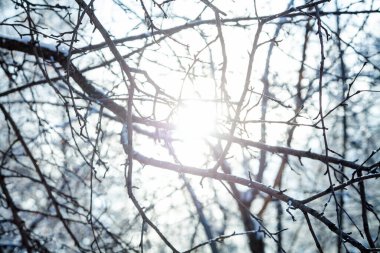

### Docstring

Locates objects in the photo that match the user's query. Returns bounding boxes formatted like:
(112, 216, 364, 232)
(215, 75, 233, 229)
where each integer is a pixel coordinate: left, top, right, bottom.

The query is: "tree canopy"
(0, 0, 379, 252)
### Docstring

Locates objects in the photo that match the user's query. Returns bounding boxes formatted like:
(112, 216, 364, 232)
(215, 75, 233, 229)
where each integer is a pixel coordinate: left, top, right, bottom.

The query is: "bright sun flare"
(172, 101, 217, 165)
(175, 101, 216, 140)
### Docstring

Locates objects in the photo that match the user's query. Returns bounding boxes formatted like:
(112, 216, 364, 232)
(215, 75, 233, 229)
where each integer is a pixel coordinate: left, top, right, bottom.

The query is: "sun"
(175, 101, 216, 140)
(172, 100, 217, 165)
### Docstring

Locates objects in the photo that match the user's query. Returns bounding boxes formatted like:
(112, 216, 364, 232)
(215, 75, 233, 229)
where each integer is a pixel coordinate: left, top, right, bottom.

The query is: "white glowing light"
(175, 101, 216, 140)
(172, 101, 217, 165)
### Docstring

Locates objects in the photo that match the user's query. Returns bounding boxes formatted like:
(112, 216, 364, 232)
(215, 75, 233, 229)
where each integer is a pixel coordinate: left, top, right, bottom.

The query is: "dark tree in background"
(0, 0, 379, 252)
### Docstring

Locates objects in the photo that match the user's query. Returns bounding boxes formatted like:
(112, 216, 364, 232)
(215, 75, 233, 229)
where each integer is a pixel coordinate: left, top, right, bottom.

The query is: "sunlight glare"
(175, 101, 216, 140)
(172, 101, 217, 165)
